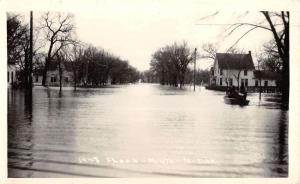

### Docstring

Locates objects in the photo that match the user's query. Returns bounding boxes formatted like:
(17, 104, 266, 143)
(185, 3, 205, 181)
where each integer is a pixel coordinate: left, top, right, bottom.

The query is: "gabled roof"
(216, 53, 255, 70)
(253, 70, 281, 80)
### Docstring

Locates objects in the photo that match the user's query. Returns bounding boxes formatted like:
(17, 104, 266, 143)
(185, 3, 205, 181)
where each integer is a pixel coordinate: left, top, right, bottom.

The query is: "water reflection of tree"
(277, 110, 288, 174)
(8, 89, 34, 177)
(269, 110, 288, 177)
(24, 89, 33, 122)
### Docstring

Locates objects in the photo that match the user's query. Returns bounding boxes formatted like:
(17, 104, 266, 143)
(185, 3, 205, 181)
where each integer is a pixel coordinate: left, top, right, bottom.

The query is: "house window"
(241, 79, 244, 87)
(228, 78, 233, 86)
(65, 77, 69, 83)
(220, 69, 223, 75)
(255, 80, 259, 87)
(264, 80, 268, 87)
(7, 72, 9, 82)
(35, 76, 39, 82)
(244, 70, 247, 76)
(245, 79, 248, 87)
(220, 78, 222, 86)
(51, 76, 57, 83)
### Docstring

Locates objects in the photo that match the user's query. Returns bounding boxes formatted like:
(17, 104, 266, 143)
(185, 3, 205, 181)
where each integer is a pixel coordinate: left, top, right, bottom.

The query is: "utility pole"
(193, 48, 197, 91)
(258, 60, 262, 100)
(85, 60, 89, 86)
(29, 11, 33, 89)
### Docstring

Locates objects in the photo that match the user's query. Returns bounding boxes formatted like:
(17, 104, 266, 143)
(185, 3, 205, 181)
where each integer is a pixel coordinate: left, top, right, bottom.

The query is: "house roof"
(253, 70, 281, 80)
(216, 53, 255, 70)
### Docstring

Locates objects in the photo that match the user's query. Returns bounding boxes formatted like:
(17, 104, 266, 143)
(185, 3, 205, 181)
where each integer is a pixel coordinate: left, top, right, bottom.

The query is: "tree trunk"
(74, 71, 77, 91)
(42, 58, 50, 86)
(281, 56, 289, 109)
(161, 68, 165, 85)
(262, 11, 289, 109)
(179, 74, 184, 89)
(42, 40, 54, 86)
(29, 11, 33, 89)
(259, 76, 262, 100)
(59, 59, 62, 93)
(24, 52, 29, 88)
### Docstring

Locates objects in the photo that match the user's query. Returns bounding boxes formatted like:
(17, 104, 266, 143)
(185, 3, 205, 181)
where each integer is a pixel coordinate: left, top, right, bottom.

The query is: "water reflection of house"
(7, 62, 17, 86)
(208, 51, 280, 92)
(34, 61, 74, 87)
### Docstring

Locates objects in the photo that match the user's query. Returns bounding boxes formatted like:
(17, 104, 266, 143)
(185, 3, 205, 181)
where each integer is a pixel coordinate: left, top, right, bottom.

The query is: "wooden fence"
(205, 85, 280, 93)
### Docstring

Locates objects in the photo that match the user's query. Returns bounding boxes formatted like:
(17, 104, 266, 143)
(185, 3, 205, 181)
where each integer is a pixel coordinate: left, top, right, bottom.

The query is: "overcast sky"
(9, 1, 275, 71)
(75, 7, 273, 71)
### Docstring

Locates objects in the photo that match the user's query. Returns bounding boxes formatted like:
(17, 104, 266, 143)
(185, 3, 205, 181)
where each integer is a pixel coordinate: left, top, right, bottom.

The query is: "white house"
(253, 70, 279, 87)
(34, 61, 74, 87)
(7, 62, 17, 86)
(210, 51, 278, 88)
(34, 60, 114, 87)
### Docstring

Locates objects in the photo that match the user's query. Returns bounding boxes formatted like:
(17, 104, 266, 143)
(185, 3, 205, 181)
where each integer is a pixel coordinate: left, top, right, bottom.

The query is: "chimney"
(248, 50, 251, 55)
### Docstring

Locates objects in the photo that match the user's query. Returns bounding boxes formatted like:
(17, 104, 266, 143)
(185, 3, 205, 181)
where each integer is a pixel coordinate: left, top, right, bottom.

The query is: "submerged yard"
(8, 84, 288, 177)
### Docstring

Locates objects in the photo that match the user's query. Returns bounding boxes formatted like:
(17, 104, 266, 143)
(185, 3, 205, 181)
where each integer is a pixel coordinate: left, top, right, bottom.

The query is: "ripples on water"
(7, 84, 288, 177)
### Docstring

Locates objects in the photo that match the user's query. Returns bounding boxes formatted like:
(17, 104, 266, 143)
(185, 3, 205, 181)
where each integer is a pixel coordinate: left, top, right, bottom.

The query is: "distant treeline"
(56, 45, 141, 87)
(7, 12, 140, 89)
(141, 69, 210, 86)
(141, 41, 210, 87)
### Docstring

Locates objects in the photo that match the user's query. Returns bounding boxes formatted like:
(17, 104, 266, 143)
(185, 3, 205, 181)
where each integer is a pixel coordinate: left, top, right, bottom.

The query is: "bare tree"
(169, 42, 194, 88)
(7, 13, 42, 88)
(7, 14, 27, 65)
(224, 11, 289, 108)
(257, 40, 282, 72)
(201, 43, 218, 60)
(57, 52, 63, 93)
(63, 43, 85, 90)
(40, 12, 76, 86)
(150, 42, 194, 88)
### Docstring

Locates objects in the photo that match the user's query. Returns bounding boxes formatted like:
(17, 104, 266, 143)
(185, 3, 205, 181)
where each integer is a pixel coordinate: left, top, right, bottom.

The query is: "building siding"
(7, 64, 17, 86)
(46, 70, 74, 87)
(211, 58, 276, 87)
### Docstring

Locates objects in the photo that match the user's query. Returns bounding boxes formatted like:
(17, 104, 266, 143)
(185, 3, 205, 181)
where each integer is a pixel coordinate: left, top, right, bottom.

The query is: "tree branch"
(227, 26, 259, 52)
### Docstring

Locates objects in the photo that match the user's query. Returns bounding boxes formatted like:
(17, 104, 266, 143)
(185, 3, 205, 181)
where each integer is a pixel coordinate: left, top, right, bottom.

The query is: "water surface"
(7, 84, 288, 177)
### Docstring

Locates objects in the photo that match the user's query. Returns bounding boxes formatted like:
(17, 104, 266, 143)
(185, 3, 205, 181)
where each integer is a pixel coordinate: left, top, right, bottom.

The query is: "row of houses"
(8, 61, 79, 87)
(7, 61, 74, 87)
(33, 61, 75, 87)
(8, 60, 113, 87)
(8, 50, 281, 92)
(208, 51, 280, 91)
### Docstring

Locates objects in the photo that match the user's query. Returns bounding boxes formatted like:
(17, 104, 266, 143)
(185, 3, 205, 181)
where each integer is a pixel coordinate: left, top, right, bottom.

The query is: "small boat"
(224, 95, 249, 106)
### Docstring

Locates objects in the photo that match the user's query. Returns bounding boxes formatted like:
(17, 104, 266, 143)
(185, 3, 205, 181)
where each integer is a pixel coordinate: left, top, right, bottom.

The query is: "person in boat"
(227, 86, 239, 98)
(239, 84, 247, 101)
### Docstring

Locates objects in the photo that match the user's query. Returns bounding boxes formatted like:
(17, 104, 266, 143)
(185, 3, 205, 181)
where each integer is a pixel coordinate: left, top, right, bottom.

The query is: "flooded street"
(7, 84, 288, 177)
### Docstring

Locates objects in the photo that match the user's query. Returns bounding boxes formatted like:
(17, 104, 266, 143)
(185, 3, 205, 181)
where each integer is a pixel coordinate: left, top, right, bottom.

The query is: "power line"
(195, 23, 233, 26)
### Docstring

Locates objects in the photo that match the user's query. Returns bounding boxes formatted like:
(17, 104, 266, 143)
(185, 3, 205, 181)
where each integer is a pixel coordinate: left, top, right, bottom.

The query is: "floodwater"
(7, 84, 288, 177)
